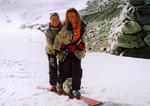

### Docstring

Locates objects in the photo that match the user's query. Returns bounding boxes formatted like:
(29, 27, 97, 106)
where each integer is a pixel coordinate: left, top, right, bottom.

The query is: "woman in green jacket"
(45, 12, 62, 92)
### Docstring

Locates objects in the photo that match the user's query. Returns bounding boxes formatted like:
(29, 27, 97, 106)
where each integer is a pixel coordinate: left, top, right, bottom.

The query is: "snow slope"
(1, 28, 150, 106)
(82, 53, 150, 106)
(0, 0, 88, 26)
(1, 0, 150, 106)
(0, 28, 88, 106)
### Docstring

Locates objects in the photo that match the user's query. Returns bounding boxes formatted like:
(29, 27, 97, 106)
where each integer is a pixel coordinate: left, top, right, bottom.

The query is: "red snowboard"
(37, 86, 102, 106)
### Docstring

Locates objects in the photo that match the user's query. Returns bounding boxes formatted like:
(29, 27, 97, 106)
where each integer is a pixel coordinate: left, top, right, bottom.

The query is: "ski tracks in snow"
(0, 57, 88, 106)
(0, 57, 48, 106)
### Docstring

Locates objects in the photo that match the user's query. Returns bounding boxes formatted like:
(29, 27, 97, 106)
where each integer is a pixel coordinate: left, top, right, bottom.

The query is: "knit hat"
(49, 12, 59, 18)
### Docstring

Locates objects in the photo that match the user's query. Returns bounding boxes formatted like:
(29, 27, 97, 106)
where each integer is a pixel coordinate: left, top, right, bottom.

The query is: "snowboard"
(37, 86, 103, 106)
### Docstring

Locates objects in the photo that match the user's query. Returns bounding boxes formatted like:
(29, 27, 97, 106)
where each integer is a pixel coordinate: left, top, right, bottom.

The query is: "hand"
(77, 42, 85, 51)
(60, 44, 67, 51)
(68, 44, 76, 52)
(53, 49, 59, 55)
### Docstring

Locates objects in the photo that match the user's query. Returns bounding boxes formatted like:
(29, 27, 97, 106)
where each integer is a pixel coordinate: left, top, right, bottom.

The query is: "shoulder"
(57, 25, 72, 39)
(44, 28, 50, 35)
(45, 24, 51, 33)
(59, 25, 69, 33)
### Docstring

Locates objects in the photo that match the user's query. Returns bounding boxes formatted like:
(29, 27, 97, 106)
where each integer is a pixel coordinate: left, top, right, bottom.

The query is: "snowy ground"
(1, 0, 150, 106)
(0, 28, 88, 106)
(1, 28, 150, 106)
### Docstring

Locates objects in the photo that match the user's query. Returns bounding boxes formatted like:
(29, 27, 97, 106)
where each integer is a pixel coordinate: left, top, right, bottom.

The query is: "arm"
(53, 31, 62, 51)
(44, 30, 56, 54)
(45, 31, 53, 48)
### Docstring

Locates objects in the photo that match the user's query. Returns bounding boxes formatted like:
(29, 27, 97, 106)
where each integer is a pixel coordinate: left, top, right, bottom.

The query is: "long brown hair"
(64, 8, 81, 26)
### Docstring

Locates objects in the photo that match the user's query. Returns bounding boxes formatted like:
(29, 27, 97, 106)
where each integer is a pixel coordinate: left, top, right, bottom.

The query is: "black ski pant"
(47, 54, 58, 86)
(58, 52, 82, 90)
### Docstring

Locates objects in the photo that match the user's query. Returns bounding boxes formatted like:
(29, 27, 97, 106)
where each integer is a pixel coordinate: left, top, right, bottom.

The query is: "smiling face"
(67, 12, 77, 24)
(50, 16, 60, 27)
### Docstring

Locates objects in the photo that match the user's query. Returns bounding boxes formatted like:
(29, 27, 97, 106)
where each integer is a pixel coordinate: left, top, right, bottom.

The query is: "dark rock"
(144, 33, 150, 46)
(121, 47, 150, 59)
(127, 0, 144, 6)
(137, 5, 150, 15)
(116, 32, 145, 48)
(135, 14, 150, 25)
(111, 46, 127, 55)
(144, 0, 150, 4)
(143, 25, 150, 32)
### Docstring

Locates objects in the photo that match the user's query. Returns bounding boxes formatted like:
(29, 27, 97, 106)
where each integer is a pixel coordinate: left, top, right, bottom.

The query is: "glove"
(53, 49, 59, 55)
(49, 49, 56, 55)
(60, 44, 67, 51)
(68, 44, 76, 52)
(77, 42, 85, 51)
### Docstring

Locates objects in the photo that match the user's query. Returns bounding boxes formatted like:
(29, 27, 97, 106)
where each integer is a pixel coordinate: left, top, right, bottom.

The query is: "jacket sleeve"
(53, 31, 62, 51)
(45, 30, 53, 48)
(44, 30, 54, 54)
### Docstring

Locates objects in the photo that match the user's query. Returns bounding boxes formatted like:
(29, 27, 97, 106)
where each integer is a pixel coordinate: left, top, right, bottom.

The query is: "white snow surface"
(0, 0, 88, 26)
(0, 0, 150, 106)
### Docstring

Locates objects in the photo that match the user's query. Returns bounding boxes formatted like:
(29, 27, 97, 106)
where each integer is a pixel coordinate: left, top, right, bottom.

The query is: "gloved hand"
(76, 42, 85, 51)
(53, 49, 60, 55)
(60, 44, 67, 51)
(48, 49, 55, 55)
(68, 44, 76, 52)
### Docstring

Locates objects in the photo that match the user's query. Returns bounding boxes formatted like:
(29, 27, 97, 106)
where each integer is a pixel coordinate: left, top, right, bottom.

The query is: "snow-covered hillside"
(0, 0, 150, 106)
(0, 0, 88, 26)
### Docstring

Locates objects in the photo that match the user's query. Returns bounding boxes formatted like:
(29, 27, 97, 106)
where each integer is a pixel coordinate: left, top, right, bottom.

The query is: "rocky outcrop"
(110, 0, 150, 58)
(80, 0, 126, 52)
(27, 23, 47, 32)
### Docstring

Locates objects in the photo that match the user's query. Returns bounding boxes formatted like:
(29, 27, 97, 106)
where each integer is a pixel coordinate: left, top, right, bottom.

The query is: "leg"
(57, 53, 72, 84)
(57, 61, 66, 84)
(47, 54, 57, 86)
(57, 53, 72, 94)
(71, 53, 82, 91)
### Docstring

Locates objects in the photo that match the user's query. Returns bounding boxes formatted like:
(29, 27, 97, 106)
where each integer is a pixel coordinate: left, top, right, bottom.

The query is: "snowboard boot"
(56, 83, 64, 95)
(72, 90, 81, 99)
(48, 86, 57, 92)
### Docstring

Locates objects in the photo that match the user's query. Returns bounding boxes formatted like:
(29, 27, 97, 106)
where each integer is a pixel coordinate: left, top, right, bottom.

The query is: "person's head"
(64, 8, 81, 26)
(49, 12, 60, 27)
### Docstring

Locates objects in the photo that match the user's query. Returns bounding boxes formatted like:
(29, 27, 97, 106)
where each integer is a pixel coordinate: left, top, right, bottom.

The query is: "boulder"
(144, 33, 150, 46)
(121, 20, 141, 34)
(143, 25, 150, 32)
(116, 32, 145, 48)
